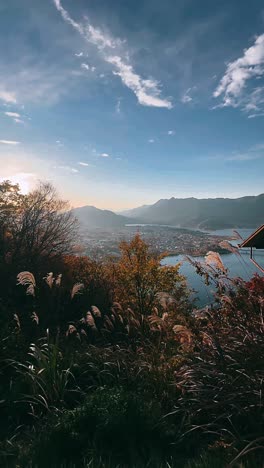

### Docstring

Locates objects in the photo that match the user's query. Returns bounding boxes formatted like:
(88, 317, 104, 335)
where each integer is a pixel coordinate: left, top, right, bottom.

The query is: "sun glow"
(7, 172, 36, 194)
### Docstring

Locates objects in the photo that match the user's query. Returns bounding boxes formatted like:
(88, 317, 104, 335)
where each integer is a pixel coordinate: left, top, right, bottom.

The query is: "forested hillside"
(123, 194, 264, 229)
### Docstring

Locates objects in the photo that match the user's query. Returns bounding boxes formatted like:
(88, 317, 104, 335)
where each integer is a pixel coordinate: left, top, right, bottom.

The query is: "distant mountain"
(72, 205, 135, 229)
(120, 204, 151, 218)
(122, 195, 264, 229)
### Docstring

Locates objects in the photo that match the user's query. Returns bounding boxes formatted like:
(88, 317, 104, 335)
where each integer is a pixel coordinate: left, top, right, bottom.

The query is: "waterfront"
(162, 229, 264, 306)
(80, 224, 232, 259)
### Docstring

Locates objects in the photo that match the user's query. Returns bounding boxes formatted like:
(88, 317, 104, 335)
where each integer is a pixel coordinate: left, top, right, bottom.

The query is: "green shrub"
(18, 387, 175, 467)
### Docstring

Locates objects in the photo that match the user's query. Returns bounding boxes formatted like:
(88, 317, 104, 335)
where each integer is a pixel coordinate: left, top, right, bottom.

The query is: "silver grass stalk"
(44, 272, 54, 288)
(55, 274, 62, 286)
(17, 271, 36, 296)
(14, 313, 21, 330)
(31, 311, 39, 325)
(71, 283, 84, 299)
(91, 305, 101, 318)
(205, 251, 226, 272)
(86, 311, 97, 329)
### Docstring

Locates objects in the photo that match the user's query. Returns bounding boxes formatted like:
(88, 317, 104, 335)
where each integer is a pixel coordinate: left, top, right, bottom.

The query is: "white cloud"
(75, 52, 83, 57)
(248, 112, 264, 119)
(0, 90, 17, 104)
(81, 63, 90, 70)
(181, 88, 193, 103)
(78, 161, 90, 166)
(53, 0, 172, 109)
(53, 0, 84, 35)
(81, 63, 96, 72)
(107, 56, 172, 108)
(214, 34, 264, 111)
(101, 152, 109, 157)
(4, 111, 24, 124)
(86, 23, 122, 50)
(0, 140, 20, 145)
(148, 139, 155, 143)
(56, 165, 79, 173)
(4, 111, 20, 118)
(115, 98, 121, 114)
(168, 130, 175, 135)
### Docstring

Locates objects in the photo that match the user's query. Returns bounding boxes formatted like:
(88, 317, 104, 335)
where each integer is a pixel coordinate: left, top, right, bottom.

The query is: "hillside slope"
(122, 195, 264, 229)
(73, 205, 135, 229)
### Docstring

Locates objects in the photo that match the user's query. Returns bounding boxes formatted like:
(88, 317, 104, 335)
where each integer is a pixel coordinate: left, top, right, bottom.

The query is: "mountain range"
(72, 205, 134, 229)
(73, 194, 264, 230)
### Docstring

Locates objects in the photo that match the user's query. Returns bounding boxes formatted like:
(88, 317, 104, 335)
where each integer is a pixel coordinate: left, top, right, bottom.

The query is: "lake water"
(162, 229, 264, 306)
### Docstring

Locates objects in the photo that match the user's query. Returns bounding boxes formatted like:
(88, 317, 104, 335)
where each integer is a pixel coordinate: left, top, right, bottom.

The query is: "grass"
(1, 254, 264, 467)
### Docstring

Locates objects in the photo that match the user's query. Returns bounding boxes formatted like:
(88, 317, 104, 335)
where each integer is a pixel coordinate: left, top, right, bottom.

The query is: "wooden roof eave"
(238, 224, 264, 249)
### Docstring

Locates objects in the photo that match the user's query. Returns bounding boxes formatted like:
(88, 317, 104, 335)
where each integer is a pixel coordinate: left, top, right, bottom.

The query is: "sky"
(1, 0, 264, 210)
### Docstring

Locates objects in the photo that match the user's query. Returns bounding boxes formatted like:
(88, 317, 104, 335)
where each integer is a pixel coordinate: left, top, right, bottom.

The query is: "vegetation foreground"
(0, 181, 263, 467)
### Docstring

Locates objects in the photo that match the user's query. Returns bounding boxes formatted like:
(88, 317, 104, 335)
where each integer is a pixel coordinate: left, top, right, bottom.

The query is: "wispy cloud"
(56, 165, 79, 173)
(148, 139, 155, 143)
(168, 130, 175, 135)
(0, 90, 17, 104)
(181, 87, 195, 104)
(4, 111, 24, 124)
(251, 143, 264, 151)
(81, 63, 96, 72)
(101, 153, 109, 157)
(115, 98, 121, 114)
(75, 52, 83, 57)
(226, 142, 264, 161)
(81, 63, 90, 71)
(106, 56, 172, 108)
(214, 33, 264, 114)
(248, 112, 264, 119)
(0, 48, 87, 106)
(0, 140, 20, 145)
(4, 112, 20, 118)
(53, 0, 172, 109)
(78, 161, 90, 166)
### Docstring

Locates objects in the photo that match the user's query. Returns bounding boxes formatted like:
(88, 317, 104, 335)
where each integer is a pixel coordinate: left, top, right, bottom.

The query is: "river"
(162, 229, 264, 306)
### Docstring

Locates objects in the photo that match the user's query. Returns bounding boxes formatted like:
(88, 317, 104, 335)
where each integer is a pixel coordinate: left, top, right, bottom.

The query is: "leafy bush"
(171, 265, 264, 465)
(15, 387, 175, 467)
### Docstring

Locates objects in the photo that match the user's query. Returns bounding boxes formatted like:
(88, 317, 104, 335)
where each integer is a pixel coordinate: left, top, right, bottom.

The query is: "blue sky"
(1, 0, 264, 209)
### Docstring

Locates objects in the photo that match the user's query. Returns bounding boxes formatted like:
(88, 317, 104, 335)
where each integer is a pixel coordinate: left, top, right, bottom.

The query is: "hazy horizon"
(72, 192, 264, 212)
(1, 0, 264, 210)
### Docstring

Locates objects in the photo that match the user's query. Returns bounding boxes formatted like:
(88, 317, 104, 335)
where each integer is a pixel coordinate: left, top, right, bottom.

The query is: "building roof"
(239, 225, 264, 249)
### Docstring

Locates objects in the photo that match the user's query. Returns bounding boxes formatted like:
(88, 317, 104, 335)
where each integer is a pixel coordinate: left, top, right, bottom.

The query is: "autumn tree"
(0, 180, 23, 264)
(113, 234, 188, 316)
(11, 182, 78, 271)
(0, 181, 78, 299)
(63, 255, 113, 313)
